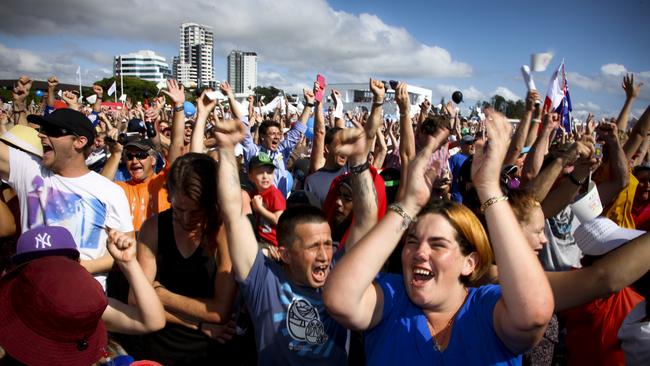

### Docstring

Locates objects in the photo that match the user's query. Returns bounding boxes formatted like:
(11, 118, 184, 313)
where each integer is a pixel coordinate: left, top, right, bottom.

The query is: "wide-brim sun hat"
(0, 256, 108, 366)
(0, 124, 43, 158)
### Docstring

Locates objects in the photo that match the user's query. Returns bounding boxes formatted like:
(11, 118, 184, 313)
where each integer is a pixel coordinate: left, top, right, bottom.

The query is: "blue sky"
(0, 0, 648, 119)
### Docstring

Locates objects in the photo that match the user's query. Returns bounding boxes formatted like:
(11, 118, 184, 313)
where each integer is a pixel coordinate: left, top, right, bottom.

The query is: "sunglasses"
(39, 125, 77, 138)
(125, 151, 150, 160)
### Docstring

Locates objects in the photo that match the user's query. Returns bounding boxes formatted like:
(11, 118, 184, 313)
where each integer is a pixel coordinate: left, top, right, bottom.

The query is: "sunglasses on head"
(125, 151, 150, 160)
(39, 125, 77, 138)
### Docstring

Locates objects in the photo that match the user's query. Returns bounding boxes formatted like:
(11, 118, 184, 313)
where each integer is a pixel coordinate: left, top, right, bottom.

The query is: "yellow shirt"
(604, 172, 638, 229)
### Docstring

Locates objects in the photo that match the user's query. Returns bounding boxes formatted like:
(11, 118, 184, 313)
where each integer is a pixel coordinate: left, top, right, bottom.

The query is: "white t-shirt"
(8, 147, 133, 289)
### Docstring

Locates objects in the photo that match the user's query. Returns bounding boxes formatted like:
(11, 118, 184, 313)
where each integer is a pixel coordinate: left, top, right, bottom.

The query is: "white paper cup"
(570, 181, 603, 223)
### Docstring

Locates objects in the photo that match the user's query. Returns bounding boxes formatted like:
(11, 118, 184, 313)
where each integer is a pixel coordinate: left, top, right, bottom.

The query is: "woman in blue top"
(324, 109, 554, 365)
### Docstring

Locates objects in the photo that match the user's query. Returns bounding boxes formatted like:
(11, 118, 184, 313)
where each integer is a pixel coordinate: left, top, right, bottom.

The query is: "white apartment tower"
(175, 22, 215, 87)
(227, 50, 258, 94)
(113, 50, 172, 84)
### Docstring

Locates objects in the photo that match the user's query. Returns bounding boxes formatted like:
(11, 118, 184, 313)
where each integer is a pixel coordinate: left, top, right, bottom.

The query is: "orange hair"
(417, 200, 494, 284)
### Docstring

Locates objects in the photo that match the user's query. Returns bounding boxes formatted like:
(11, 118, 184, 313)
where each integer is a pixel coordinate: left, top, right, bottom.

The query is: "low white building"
(323, 83, 433, 117)
(114, 50, 172, 84)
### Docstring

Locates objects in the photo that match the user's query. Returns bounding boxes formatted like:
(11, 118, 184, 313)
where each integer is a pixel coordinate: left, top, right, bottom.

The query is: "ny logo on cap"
(35, 233, 52, 249)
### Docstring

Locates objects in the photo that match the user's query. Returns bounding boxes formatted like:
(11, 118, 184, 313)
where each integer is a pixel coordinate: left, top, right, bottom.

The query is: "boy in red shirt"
(248, 153, 286, 248)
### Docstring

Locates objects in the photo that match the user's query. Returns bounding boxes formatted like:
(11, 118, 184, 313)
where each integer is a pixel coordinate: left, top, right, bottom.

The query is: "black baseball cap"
(27, 109, 95, 145)
(460, 134, 475, 145)
(127, 118, 146, 133)
(124, 139, 156, 152)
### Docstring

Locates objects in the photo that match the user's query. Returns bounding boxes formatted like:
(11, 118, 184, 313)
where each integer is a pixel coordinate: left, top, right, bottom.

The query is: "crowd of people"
(0, 70, 649, 366)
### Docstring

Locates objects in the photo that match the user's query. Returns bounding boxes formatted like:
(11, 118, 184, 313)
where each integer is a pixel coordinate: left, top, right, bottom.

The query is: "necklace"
(430, 288, 469, 352)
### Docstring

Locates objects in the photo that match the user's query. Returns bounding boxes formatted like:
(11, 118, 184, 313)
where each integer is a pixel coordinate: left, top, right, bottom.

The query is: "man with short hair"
(0, 107, 134, 289)
(304, 127, 347, 205)
(213, 83, 383, 363)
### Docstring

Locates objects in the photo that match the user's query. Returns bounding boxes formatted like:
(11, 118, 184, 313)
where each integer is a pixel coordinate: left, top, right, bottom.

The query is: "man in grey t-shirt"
(305, 127, 348, 206)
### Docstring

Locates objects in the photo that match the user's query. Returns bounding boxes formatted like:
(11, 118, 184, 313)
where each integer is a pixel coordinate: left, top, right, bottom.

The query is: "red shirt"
(561, 287, 644, 366)
(253, 185, 286, 246)
(322, 166, 386, 249)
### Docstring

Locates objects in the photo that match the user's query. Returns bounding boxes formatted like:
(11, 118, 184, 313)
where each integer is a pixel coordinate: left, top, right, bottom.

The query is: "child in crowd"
(248, 153, 286, 250)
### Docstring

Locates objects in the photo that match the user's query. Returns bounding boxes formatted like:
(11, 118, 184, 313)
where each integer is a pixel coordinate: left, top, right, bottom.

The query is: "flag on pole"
(107, 81, 116, 96)
(543, 60, 572, 132)
(76, 65, 82, 97)
(119, 94, 127, 102)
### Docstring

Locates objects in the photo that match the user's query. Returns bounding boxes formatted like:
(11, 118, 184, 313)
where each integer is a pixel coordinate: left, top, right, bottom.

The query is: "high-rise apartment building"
(175, 22, 215, 87)
(227, 50, 258, 94)
(113, 50, 172, 84)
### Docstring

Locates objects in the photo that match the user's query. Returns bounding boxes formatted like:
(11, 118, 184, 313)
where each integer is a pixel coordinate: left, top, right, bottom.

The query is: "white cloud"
(0, 43, 111, 84)
(601, 63, 627, 77)
(572, 101, 603, 121)
(257, 70, 310, 93)
(567, 64, 650, 101)
(463, 86, 485, 101)
(490, 86, 521, 101)
(433, 84, 485, 102)
(0, 44, 48, 76)
(572, 110, 590, 120)
(434, 84, 458, 97)
(574, 101, 601, 111)
(0, 0, 472, 87)
(566, 72, 602, 91)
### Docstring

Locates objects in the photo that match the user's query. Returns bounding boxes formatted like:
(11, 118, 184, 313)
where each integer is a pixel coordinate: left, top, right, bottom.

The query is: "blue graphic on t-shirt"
(26, 177, 107, 249)
(276, 282, 334, 357)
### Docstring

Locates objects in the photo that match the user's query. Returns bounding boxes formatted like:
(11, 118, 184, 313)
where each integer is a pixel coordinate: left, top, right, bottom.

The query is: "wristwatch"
(349, 160, 370, 175)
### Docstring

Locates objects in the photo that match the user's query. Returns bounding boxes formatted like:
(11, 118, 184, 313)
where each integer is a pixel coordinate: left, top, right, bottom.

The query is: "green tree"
(253, 86, 282, 102)
(94, 76, 158, 102)
(479, 95, 527, 120)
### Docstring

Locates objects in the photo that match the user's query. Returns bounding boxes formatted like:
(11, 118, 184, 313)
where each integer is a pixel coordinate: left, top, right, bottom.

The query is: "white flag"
(119, 94, 127, 102)
(85, 94, 97, 104)
(57, 90, 62, 98)
(156, 80, 166, 90)
(107, 81, 116, 96)
(531, 53, 553, 72)
(75, 66, 81, 75)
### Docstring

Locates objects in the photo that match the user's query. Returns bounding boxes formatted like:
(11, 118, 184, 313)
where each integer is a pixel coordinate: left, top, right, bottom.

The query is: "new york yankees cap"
(12, 226, 80, 266)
